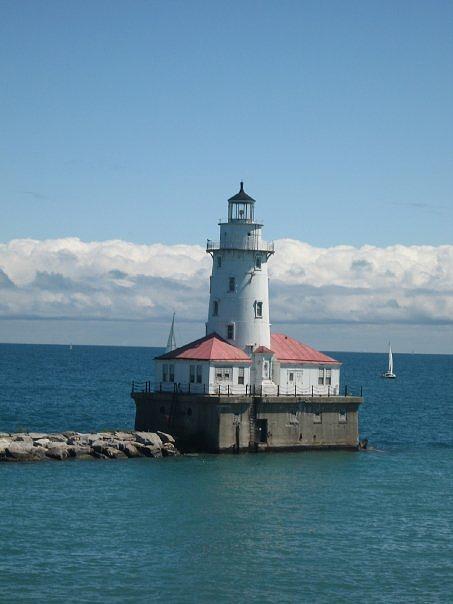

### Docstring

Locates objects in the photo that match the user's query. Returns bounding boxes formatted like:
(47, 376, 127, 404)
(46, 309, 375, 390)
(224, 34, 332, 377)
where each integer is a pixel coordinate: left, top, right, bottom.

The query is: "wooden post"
(228, 384, 230, 396)
(312, 385, 314, 397)
(277, 384, 280, 397)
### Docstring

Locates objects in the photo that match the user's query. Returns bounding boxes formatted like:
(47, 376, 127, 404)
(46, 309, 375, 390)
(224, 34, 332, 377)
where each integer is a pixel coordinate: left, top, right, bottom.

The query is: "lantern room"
(228, 181, 255, 223)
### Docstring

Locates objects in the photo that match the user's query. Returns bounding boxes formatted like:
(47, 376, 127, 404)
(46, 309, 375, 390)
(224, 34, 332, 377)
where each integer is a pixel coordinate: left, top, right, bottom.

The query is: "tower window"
(255, 256, 262, 269)
(213, 300, 219, 316)
(217, 255, 222, 268)
(229, 277, 236, 292)
(255, 301, 263, 318)
(227, 323, 235, 340)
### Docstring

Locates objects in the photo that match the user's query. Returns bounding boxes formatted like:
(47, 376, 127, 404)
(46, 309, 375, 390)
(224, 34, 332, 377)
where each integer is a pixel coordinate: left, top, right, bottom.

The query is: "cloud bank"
(0, 238, 452, 325)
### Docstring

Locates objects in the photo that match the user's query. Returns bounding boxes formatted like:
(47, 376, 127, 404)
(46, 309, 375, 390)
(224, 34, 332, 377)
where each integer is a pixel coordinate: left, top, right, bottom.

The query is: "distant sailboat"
(165, 313, 177, 353)
(382, 343, 396, 379)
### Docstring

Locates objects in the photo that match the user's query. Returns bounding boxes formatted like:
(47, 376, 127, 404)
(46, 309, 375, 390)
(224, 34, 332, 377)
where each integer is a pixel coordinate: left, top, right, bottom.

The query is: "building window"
(238, 367, 245, 385)
(189, 365, 195, 383)
(255, 256, 262, 270)
(263, 360, 269, 379)
(313, 409, 322, 424)
(217, 255, 222, 268)
(227, 323, 235, 340)
(339, 409, 347, 423)
(326, 368, 332, 386)
(255, 301, 263, 318)
(318, 368, 324, 385)
(213, 300, 219, 316)
(215, 367, 232, 382)
(169, 364, 175, 383)
(289, 372, 294, 382)
(196, 365, 202, 384)
(163, 364, 168, 382)
(229, 277, 235, 292)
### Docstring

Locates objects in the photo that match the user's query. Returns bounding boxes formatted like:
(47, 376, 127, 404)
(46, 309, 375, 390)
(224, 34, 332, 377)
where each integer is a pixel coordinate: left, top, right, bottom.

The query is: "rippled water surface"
(1, 344, 452, 603)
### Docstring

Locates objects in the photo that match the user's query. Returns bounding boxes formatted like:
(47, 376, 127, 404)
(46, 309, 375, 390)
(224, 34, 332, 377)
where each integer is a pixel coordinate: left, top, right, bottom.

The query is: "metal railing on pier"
(131, 380, 363, 398)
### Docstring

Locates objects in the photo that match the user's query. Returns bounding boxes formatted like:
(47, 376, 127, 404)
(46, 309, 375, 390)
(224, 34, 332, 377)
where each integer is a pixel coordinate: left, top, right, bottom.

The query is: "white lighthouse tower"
(206, 182, 274, 351)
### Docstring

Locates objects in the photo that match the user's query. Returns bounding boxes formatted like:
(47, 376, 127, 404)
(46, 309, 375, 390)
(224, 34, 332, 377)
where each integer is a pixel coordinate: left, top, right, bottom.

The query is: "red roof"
(156, 333, 251, 362)
(254, 346, 274, 354)
(270, 333, 339, 365)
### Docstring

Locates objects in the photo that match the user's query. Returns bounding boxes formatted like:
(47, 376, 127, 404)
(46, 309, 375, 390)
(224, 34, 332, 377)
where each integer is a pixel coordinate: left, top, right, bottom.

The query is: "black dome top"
(228, 181, 255, 203)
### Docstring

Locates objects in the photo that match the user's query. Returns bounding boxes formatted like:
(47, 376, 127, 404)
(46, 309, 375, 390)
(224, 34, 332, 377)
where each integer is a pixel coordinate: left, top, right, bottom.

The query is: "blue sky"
(1, 0, 452, 247)
(0, 1, 452, 351)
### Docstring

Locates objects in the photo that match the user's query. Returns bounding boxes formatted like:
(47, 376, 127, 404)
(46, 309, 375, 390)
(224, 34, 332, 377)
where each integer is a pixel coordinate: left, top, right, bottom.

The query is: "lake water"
(1, 344, 452, 602)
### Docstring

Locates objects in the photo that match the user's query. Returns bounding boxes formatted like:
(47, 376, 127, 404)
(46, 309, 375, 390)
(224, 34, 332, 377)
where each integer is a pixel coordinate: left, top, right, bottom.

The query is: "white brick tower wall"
(206, 183, 274, 351)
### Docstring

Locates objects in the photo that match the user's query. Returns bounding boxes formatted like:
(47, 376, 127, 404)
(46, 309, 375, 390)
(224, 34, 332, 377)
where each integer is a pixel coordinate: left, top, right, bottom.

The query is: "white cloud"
(0, 237, 452, 325)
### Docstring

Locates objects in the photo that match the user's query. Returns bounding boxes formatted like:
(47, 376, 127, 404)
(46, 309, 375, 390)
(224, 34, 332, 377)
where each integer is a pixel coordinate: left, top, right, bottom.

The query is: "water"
(1, 344, 452, 603)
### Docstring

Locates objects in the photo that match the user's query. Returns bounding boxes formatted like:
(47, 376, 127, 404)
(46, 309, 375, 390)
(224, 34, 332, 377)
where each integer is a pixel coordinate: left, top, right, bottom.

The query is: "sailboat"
(382, 343, 396, 379)
(165, 313, 177, 353)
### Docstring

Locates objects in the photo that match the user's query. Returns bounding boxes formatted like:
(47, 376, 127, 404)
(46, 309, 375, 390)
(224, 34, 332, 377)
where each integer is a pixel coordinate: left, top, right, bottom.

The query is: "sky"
(0, 0, 452, 352)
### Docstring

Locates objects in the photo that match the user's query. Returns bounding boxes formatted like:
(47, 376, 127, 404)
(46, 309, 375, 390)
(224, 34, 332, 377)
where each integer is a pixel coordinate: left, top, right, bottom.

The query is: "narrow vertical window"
(255, 301, 263, 318)
(238, 367, 245, 385)
(213, 300, 219, 316)
(255, 256, 262, 269)
(339, 409, 347, 423)
(326, 368, 332, 385)
(217, 255, 222, 268)
(318, 368, 324, 385)
(163, 364, 168, 382)
(229, 277, 236, 292)
(227, 323, 234, 340)
(169, 364, 175, 383)
(289, 372, 294, 382)
(189, 365, 195, 384)
(196, 365, 202, 384)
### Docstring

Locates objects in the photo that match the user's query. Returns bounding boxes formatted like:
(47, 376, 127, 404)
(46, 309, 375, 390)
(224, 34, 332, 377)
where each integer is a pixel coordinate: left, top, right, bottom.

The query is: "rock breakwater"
(0, 430, 179, 462)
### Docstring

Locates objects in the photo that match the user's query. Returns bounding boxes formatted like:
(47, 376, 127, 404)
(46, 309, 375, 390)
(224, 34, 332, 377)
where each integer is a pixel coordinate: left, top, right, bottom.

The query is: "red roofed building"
(155, 333, 251, 394)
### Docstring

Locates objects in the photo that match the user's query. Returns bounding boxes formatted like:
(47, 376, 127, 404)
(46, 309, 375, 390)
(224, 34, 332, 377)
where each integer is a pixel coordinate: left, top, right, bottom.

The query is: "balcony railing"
(206, 239, 274, 253)
(131, 380, 362, 398)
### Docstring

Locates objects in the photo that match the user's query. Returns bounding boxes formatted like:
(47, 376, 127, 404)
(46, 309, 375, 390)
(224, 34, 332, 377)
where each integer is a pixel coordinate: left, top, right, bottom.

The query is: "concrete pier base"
(132, 392, 363, 453)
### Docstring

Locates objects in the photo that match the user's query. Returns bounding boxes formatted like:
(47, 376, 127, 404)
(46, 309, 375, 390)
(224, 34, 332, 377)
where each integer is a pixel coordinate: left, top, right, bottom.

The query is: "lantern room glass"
(228, 200, 255, 222)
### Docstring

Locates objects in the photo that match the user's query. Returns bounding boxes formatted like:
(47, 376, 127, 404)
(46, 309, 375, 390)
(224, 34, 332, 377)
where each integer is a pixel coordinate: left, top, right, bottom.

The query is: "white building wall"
(206, 221, 272, 350)
(277, 364, 341, 395)
(155, 359, 251, 394)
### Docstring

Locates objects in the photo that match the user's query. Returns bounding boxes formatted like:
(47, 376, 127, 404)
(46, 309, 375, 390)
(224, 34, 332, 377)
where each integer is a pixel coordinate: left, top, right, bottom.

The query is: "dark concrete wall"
(132, 393, 362, 453)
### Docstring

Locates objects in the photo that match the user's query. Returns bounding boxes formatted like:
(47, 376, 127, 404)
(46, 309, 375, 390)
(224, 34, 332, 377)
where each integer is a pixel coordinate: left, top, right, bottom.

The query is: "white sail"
(388, 344, 393, 374)
(165, 313, 177, 352)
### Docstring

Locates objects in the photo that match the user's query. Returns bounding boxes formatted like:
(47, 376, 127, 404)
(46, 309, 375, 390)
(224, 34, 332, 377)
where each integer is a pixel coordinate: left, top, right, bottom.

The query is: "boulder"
(134, 432, 163, 448)
(157, 431, 175, 444)
(48, 434, 68, 443)
(12, 434, 33, 443)
(120, 442, 141, 458)
(114, 431, 135, 441)
(6, 442, 45, 461)
(0, 438, 12, 454)
(67, 445, 92, 459)
(34, 438, 51, 447)
(29, 433, 48, 440)
(162, 442, 179, 457)
(46, 445, 69, 460)
(135, 443, 163, 458)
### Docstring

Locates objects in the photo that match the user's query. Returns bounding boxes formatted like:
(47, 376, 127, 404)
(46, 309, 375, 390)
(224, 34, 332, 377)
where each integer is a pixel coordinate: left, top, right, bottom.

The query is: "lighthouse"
(132, 181, 363, 453)
(206, 182, 274, 351)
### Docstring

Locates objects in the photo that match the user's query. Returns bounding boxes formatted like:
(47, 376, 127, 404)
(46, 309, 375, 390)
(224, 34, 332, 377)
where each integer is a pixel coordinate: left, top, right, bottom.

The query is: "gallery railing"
(131, 381, 363, 398)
